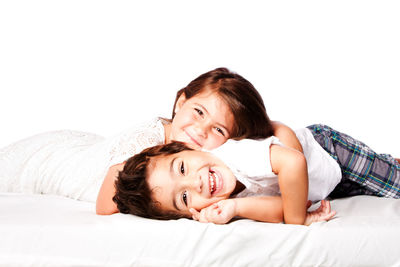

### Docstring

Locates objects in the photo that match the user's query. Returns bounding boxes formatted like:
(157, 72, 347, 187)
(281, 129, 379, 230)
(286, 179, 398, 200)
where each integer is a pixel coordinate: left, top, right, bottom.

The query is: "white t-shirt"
(209, 128, 342, 202)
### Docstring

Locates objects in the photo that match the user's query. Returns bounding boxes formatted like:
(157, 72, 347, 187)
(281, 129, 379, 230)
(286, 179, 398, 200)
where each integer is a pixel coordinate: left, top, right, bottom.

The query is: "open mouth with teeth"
(208, 169, 220, 195)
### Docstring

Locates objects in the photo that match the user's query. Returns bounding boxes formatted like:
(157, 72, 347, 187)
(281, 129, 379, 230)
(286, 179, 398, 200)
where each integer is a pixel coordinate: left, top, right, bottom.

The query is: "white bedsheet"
(0, 193, 399, 267)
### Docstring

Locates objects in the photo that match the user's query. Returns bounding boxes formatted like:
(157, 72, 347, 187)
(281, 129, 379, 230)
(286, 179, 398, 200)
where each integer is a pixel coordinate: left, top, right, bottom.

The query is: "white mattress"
(0, 193, 399, 267)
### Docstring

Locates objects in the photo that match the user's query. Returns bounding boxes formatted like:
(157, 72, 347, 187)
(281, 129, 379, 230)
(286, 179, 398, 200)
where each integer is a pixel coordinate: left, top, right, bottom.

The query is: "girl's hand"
(304, 200, 336, 226)
(189, 199, 237, 224)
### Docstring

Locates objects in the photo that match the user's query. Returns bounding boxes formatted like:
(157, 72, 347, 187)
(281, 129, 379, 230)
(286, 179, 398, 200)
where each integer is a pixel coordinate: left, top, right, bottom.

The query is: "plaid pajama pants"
(307, 124, 400, 199)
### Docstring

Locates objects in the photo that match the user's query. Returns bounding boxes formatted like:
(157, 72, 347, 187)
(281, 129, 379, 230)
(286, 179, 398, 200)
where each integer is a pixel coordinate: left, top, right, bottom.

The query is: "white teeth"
(209, 171, 216, 194)
(213, 172, 219, 187)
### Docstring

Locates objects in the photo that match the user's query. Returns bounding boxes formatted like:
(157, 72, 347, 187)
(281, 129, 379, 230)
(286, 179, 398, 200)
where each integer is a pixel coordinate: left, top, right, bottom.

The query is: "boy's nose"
(186, 174, 202, 193)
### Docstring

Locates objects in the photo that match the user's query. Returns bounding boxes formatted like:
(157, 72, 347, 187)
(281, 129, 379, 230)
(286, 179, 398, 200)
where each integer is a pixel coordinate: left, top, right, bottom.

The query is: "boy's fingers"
(329, 210, 336, 218)
(323, 213, 334, 221)
(322, 211, 336, 221)
(314, 202, 323, 213)
(322, 200, 331, 214)
(199, 210, 210, 223)
(324, 201, 333, 213)
(189, 208, 200, 220)
(320, 200, 329, 213)
(189, 208, 198, 215)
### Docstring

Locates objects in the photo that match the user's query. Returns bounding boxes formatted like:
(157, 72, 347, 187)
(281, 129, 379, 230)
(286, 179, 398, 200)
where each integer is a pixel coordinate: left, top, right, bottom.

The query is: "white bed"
(0, 193, 399, 267)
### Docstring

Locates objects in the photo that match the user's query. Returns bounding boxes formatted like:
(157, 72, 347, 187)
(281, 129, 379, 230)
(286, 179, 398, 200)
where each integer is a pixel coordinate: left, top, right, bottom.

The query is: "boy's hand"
(189, 199, 237, 224)
(304, 200, 336, 226)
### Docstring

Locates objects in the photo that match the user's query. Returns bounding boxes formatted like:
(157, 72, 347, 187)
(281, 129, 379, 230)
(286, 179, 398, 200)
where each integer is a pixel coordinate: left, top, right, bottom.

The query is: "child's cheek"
(192, 110, 199, 121)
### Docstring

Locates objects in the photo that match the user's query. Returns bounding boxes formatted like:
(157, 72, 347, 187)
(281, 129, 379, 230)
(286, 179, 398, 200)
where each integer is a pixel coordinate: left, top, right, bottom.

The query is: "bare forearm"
(235, 196, 283, 223)
(279, 168, 308, 224)
(278, 155, 308, 224)
(96, 163, 124, 215)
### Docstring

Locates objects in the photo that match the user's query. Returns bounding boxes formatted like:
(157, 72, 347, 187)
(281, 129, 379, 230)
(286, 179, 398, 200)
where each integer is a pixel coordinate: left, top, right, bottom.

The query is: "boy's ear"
(174, 93, 187, 114)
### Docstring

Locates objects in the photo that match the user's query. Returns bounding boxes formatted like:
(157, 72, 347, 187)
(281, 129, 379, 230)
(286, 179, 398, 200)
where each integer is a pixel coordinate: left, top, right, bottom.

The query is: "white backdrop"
(1, 1, 399, 156)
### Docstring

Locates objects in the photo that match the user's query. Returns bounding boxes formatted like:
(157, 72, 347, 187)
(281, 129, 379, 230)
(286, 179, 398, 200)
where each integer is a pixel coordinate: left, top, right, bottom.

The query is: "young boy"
(112, 138, 336, 226)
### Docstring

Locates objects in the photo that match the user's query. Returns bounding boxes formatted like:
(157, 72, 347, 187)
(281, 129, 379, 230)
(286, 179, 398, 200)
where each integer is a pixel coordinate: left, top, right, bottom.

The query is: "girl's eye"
(182, 191, 188, 206)
(215, 127, 225, 136)
(180, 161, 185, 175)
(194, 108, 204, 116)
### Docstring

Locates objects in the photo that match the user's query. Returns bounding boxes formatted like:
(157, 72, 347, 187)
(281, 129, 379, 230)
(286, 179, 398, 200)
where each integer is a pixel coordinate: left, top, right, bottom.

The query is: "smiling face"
(147, 149, 237, 217)
(167, 91, 235, 150)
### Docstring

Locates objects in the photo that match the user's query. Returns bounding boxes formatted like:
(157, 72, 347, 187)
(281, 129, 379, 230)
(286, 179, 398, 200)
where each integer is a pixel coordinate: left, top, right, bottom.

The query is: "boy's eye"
(182, 191, 188, 206)
(194, 108, 204, 116)
(180, 161, 185, 175)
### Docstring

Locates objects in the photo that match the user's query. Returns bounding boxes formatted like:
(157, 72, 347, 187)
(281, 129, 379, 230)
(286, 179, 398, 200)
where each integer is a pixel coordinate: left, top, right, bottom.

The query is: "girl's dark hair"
(113, 142, 193, 220)
(172, 67, 274, 140)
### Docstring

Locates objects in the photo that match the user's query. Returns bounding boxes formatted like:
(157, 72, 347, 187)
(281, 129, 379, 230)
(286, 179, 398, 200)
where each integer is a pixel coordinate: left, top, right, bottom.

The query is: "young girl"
(112, 125, 400, 225)
(0, 68, 302, 214)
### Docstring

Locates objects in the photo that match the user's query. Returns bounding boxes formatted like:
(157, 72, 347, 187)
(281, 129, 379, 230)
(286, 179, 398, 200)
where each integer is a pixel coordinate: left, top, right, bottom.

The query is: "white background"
(1, 1, 399, 155)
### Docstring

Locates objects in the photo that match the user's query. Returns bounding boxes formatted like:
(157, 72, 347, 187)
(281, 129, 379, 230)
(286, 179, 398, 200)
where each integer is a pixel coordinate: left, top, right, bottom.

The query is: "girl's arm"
(271, 121, 303, 153)
(96, 162, 125, 215)
(270, 144, 308, 224)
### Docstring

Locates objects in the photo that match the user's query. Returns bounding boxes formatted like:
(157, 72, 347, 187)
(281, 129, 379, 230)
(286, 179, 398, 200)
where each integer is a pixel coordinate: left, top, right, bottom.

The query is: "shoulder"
(270, 144, 306, 174)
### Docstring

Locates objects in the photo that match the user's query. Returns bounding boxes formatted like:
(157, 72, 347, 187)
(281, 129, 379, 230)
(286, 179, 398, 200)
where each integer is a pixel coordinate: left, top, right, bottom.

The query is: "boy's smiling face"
(147, 150, 237, 217)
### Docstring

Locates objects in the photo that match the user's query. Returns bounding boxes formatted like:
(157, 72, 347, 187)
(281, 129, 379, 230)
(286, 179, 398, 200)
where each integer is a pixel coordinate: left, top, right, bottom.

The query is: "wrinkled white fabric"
(2, 194, 399, 267)
(210, 128, 342, 202)
(0, 118, 165, 202)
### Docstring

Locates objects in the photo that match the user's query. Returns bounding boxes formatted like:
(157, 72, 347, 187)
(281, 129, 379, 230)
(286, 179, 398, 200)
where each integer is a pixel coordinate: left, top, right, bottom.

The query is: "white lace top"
(0, 118, 165, 202)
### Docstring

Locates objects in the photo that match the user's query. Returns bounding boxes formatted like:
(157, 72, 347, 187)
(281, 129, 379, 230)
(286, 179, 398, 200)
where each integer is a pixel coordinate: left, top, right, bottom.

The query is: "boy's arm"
(208, 137, 308, 225)
(191, 197, 335, 225)
(190, 196, 283, 224)
(96, 162, 125, 215)
(270, 144, 308, 224)
(234, 196, 283, 223)
(271, 121, 303, 153)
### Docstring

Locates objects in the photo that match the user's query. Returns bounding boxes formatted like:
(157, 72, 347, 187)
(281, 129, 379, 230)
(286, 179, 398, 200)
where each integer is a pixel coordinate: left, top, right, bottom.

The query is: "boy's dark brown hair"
(172, 67, 274, 140)
(113, 142, 193, 220)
